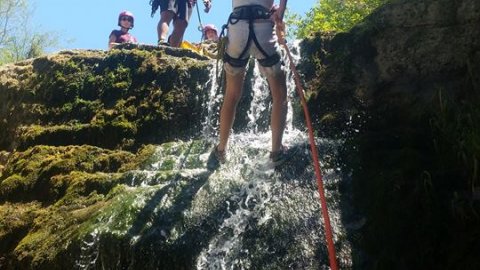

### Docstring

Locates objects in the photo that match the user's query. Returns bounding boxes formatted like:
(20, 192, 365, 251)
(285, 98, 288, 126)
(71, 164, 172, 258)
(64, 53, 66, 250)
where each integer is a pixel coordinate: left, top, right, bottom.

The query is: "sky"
(30, 0, 317, 52)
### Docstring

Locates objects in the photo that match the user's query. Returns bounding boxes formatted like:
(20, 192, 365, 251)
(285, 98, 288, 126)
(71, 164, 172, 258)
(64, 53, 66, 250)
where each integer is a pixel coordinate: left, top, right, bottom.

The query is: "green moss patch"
(0, 145, 135, 204)
(0, 46, 212, 151)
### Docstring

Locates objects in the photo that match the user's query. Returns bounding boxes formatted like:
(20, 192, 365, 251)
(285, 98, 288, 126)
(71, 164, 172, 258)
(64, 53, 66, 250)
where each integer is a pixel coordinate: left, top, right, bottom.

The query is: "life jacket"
(111, 30, 137, 44)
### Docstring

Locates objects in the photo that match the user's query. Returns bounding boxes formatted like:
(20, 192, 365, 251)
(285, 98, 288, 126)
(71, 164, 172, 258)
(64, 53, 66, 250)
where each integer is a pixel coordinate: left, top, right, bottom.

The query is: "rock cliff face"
(302, 0, 480, 268)
(1, 44, 350, 270)
(0, 45, 211, 152)
(0, 45, 216, 269)
(1, 0, 479, 268)
(303, 0, 479, 129)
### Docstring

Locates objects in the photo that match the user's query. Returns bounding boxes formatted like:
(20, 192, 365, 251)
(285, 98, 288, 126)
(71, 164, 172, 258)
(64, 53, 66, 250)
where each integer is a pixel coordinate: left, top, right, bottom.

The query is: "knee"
(224, 89, 243, 104)
(260, 61, 285, 78)
(224, 62, 246, 76)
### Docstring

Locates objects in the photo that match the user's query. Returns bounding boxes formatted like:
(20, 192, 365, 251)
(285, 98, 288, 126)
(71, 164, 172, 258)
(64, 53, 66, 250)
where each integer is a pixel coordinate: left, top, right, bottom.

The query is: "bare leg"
(217, 70, 246, 152)
(169, 19, 188, 47)
(158, 11, 174, 42)
(266, 70, 288, 153)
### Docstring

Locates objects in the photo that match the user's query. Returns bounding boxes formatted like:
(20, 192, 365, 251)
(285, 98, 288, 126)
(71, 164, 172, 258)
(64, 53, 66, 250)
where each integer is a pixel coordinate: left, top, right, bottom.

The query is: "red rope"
(276, 21, 339, 270)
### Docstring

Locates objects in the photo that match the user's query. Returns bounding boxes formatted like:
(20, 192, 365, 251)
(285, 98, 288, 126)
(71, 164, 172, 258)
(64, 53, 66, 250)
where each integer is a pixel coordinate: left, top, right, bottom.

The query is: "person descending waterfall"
(109, 11, 138, 49)
(150, 0, 212, 47)
(207, 0, 289, 171)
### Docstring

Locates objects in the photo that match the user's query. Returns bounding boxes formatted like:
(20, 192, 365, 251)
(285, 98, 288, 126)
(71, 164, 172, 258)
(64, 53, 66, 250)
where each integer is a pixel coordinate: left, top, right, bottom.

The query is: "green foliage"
(0, 0, 58, 65)
(292, 0, 387, 37)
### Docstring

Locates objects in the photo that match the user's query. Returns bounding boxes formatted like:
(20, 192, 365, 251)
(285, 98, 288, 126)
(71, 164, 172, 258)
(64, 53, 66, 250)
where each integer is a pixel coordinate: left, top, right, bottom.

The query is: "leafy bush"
(291, 0, 388, 37)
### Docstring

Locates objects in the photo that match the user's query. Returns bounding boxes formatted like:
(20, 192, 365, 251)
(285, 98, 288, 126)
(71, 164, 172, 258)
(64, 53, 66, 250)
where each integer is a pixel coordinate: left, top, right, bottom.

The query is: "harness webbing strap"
(257, 52, 280, 67)
(223, 5, 280, 67)
(223, 53, 249, 67)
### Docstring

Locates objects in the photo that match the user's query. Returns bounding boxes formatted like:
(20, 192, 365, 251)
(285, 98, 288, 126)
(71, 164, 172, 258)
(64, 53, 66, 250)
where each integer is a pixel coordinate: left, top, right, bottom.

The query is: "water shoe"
(207, 145, 226, 171)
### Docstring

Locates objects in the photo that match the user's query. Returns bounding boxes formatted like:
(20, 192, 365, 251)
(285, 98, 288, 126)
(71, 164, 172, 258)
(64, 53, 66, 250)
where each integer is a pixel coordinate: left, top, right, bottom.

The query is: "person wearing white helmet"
(207, 0, 289, 170)
(108, 11, 138, 49)
(202, 24, 219, 42)
(150, 0, 212, 47)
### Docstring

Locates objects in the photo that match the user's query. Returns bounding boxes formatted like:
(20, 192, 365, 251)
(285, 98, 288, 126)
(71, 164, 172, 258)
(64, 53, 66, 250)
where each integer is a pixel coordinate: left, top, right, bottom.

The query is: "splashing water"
(77, 230, 99, 269)
(75, 41, 358, 269)
(194, 41, 354, 269)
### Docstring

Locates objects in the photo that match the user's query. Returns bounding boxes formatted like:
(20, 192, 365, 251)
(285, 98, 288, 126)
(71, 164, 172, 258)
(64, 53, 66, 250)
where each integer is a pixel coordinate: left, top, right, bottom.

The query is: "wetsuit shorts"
(160, 0, 194, 23)
(224, 19, 283, 77)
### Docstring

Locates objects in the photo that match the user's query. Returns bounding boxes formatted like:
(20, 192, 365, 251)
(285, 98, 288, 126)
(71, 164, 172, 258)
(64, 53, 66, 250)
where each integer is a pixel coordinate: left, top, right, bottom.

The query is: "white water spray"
(74, 41, 355, 270)
(195, 41, 353, 269)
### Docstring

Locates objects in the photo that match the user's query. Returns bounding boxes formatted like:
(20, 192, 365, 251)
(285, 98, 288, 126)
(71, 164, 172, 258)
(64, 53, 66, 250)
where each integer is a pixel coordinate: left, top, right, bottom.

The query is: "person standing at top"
(207, 0, 289, 170)
(202, 24, 219, 42)
(150, 0, 213, 47)
(109, 11, 138, 49)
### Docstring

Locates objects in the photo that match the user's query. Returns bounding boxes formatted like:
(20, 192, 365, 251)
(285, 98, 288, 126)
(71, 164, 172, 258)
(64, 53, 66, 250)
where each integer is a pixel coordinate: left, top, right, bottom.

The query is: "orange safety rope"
(276, 19, 339, 270)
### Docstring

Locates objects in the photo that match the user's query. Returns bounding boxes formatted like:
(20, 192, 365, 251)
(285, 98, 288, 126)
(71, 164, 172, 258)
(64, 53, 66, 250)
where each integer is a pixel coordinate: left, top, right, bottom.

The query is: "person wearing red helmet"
(109, 11, 138, 49)
(202, 24, 218, 42)
(150, 0, 212, 47)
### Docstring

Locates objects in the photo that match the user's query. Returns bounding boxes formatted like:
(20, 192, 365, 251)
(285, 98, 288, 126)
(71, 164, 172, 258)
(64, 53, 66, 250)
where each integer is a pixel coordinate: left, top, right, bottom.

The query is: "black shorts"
(160, 0, 194, 22)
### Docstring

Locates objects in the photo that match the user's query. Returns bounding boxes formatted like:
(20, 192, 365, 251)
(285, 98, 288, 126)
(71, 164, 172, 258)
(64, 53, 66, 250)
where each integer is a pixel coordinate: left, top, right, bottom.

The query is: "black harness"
(223, 5, 281, 68)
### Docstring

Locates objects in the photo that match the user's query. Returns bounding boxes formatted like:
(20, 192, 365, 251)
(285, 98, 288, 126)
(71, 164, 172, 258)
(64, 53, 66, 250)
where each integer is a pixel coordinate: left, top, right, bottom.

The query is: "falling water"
(75, 41, 358, 269)
(194, 41, 354, 269)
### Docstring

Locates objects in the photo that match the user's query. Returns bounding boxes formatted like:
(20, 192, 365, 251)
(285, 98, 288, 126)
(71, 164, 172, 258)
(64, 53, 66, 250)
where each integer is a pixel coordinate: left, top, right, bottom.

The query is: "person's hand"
(203, 0, 211, 13)
(270, 4, 285, 23)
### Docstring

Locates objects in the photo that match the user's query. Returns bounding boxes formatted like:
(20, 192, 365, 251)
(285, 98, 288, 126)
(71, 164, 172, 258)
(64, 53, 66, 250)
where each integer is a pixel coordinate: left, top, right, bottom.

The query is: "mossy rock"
(0, 140, 214, 269)
(0, 145, 135, 204)
(300, 0, 480, 268)
(0, 46, 213, 152)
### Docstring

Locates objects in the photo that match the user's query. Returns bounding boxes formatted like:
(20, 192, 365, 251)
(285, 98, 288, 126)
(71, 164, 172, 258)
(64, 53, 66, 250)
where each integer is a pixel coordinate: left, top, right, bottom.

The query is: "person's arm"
(273, 0, 288, 45)
(276, 0, 287, 21)
(108, 33, 117, 49)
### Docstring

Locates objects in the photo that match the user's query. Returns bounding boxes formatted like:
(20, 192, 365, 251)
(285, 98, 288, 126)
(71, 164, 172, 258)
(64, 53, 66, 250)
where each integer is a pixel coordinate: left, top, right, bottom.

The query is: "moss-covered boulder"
(0, 145, 136, 204)
(301, 0, 480, 268)
(1, 41, 352, 269)
(2, 0, 479, 268)
(0, 45, 212, 151)
(0, 139, 350, 270)
(0, 142, 160, 268)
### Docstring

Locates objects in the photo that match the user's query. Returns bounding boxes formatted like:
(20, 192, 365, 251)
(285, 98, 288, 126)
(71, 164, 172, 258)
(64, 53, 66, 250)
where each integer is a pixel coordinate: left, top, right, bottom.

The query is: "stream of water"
(76, 41, 357, 269)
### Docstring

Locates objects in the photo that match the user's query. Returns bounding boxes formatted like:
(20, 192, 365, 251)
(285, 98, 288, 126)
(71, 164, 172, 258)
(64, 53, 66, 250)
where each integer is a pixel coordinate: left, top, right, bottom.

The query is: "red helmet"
(118, 11, 134, 28)
(203, 24, 217, 34)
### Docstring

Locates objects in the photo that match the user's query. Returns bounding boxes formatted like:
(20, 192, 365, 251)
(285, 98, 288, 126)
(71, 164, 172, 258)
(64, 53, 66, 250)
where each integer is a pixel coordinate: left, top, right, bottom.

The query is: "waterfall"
(75, 41, 358, 269)
(195, 41, 354, 269)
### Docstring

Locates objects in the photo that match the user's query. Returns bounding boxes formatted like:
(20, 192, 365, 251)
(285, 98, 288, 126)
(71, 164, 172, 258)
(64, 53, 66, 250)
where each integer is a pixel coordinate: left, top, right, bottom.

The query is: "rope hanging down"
(195, 1, 204, 31)
(275, 19, 339, 270)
